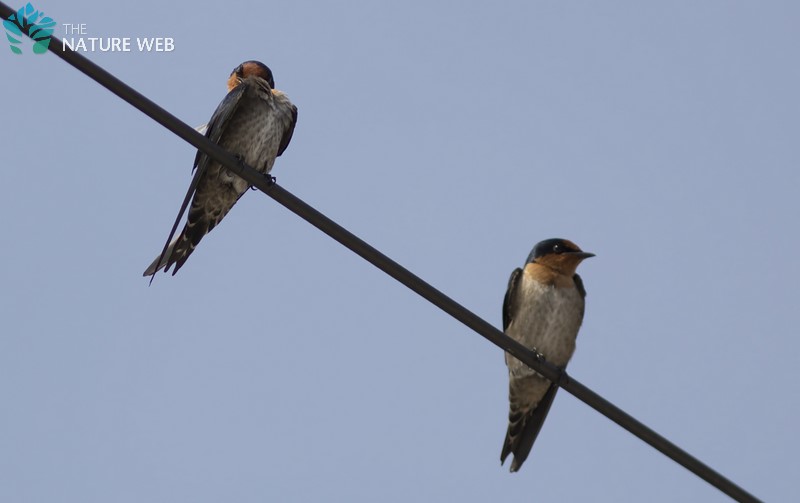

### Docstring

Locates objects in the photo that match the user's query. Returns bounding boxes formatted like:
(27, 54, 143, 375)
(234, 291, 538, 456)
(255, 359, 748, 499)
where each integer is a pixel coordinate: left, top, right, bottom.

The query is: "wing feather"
(502, 267, 523, 331)
(192, 83, 248, 172)
(277, 104, 297, 157)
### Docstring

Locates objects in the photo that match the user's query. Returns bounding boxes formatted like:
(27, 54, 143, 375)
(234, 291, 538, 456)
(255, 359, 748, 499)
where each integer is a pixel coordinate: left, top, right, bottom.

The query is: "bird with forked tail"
(500, 238, 593, 472)
(144, 60, 297, 277)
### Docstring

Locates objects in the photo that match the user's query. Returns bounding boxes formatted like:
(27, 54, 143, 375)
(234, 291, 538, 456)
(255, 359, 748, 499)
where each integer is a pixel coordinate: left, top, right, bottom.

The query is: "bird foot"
(530, 347, 546, 363)
(250, 174, 276, 190)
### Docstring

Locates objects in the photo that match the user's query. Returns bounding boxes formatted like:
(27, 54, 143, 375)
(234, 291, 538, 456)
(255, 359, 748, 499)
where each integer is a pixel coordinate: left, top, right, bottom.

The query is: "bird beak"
(570, 251, 595, 259)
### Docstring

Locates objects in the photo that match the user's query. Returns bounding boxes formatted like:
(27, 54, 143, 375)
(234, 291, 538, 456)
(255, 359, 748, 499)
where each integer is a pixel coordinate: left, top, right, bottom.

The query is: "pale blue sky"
(1, 1, 797, 501)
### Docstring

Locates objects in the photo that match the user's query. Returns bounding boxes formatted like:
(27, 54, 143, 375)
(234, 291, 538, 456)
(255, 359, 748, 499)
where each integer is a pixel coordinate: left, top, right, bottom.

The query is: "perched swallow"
(144, 60, 298, 276)
(500, 238, 594, 472)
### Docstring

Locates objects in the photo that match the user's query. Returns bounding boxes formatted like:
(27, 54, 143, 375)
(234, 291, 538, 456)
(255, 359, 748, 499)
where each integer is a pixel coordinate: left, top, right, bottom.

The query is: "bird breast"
(219, 89, 291, 175)
(506, 273, 585, 372)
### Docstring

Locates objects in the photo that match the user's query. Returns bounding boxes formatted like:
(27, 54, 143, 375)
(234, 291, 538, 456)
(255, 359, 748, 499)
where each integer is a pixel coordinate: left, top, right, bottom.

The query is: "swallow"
(500, 238, 594, 472)
(143, 60, 298, 276)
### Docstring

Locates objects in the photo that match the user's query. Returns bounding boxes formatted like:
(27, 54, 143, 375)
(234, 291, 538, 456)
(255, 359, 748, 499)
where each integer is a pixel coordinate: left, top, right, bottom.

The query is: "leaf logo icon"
(3, 3, 55, 55)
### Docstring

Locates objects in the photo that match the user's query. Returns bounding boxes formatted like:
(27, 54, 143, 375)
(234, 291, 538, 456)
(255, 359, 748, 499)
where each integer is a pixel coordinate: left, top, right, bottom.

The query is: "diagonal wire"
(0, 4, 761, 502)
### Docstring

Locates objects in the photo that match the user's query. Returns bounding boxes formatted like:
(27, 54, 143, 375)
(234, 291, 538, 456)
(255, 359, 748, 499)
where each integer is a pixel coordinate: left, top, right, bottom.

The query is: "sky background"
(1, 1, 797, 501)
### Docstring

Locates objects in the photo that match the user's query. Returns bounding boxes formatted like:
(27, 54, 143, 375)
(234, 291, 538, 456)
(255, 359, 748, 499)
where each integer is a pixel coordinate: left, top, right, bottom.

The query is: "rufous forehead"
(239, 62, 270, 79)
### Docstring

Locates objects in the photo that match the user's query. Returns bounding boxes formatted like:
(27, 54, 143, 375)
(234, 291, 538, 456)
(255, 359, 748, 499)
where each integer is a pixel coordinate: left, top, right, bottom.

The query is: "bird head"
(227, 60, 275, 92)
(526, 238, 594, 276)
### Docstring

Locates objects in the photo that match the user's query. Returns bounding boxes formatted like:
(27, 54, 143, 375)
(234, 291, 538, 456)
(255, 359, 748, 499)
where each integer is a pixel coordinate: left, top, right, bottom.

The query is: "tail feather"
(143, 222, 206, 276)
(144, 163, 246, 278)
(500, 384, 559, 472)
(143, 237, 176, 276)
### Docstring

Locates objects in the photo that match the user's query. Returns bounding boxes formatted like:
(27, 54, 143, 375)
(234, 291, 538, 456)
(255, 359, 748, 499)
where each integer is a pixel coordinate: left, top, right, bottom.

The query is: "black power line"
(0, 4, 762, 502)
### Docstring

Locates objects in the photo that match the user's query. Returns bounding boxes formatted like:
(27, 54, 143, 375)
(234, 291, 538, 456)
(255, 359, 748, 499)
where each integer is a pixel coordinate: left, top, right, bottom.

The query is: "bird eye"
(553, 244, 563, 254)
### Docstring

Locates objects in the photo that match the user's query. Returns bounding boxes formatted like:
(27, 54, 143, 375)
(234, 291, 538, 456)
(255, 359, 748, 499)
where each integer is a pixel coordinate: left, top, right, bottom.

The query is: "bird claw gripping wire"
(530, 347, 546, 363)
(250, 174, 276, 190)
